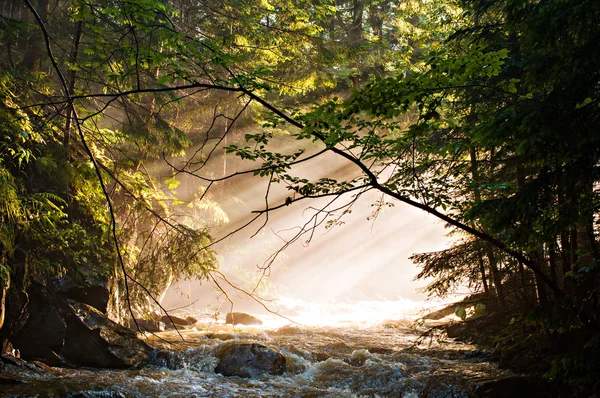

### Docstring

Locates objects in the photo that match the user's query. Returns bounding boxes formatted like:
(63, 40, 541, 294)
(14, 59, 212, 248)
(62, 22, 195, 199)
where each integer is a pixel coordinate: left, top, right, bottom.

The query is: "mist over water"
(159, 127, 459, 324)
(162, 188, 454, 323)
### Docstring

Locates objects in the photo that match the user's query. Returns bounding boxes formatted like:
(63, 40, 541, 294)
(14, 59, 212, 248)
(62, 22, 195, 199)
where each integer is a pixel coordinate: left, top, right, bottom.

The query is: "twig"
(167, 299, 199, 313)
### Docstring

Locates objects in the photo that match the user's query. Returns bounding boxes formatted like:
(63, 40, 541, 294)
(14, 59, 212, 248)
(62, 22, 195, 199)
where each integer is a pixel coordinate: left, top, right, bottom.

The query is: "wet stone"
(64, 301, 152, 368)
(160, 315, 198, 329)
(0, 374, 23, 385)
(313, 351, 332, 362)
(1, 354, 27, 368)
(129, 318, 165, 333)
(421, 378, 471, 398)
(365, 346, 395, 355)
(10, 285, 151, 369)
(205, 332, 236, 340)
(464, 349, 498, 361)
(215, 342, 286, 378)
(153, 349, 186, 370)
(225, 312, 263, 326)
(446, 322, 470, 340)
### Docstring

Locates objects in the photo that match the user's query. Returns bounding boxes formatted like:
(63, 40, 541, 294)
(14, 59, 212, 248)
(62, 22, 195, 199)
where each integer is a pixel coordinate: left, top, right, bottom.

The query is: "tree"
(0, 0, 436, 321)
(0, 0, 228, 325)
(3, 0, 600, 390)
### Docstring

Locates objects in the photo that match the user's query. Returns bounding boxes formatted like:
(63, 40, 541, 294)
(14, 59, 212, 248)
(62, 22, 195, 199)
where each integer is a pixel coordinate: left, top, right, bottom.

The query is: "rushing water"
(1, 301, 511, 397)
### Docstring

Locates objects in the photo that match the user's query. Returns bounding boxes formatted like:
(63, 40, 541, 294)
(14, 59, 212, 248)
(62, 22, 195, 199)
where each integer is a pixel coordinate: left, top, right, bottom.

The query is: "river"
(1, 301, 512, 397)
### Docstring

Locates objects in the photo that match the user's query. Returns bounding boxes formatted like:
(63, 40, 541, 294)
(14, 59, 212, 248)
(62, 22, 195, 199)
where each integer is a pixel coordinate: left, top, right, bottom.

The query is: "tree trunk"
(22, 0, 49, 71)
(485, 244, 507, 307)
(368, 2, 387, 41)
(6, 0, 19, 68)
(349, 0, 364, 44)
(63, 19, 84, 151)
(221, 121, 228, 199)
(556, 170, 575, 296)
(588, 219, 600, 263)
(530, 249, 548, 306)
(516, 259, 534, 308)
(349, 0, 364, 88)
(559, 232, 574, 295)
(548, 242, 559, 288)
(0, 272, 9, 330)
(516, 162, 550, 306)
(327, 11, 336, 41)
(471, 147, 506, 307)
(477, 249, 490, 296)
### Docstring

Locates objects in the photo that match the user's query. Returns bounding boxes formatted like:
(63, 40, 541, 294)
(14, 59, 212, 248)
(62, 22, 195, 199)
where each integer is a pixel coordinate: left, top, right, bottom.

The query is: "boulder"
(445, 322, 470, 340)
(0, 375, 22, 385)
(1, 288, 29, 342)
(313, 351, 331, 362)
(1, 353, 28, 368)
(129, 318, 165, 333)
(55, 268, 111, 313)
(215, 342, 286, 377)
(160, 315, 197, 329)
(10, 286, 69, 366)
(225, 312, 263, 326)
(63, 300, 151, 368)
(10, 285, 151, 368)
(0, 351, 54, 383)
(153, 349, 186, 370)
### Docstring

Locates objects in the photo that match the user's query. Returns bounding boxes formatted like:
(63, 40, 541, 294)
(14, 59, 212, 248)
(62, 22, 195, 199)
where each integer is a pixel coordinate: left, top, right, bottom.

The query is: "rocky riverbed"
(0, 314, 522, 397)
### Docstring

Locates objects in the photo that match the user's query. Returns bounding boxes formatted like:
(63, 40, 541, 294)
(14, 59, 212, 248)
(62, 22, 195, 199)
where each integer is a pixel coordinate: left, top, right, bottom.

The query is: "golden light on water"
(260, 297, 435, 328)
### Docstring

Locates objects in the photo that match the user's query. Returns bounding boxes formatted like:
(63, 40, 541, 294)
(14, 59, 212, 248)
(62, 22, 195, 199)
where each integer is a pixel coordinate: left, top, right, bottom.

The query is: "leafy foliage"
(1, 0, 599, 392)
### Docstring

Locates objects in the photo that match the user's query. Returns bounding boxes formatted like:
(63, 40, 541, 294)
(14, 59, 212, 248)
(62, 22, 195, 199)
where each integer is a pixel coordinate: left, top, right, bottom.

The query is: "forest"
(0, 0, 599, 396)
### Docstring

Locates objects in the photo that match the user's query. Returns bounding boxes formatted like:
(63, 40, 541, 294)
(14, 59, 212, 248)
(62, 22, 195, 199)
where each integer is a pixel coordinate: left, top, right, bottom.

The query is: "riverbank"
(422, 296, 594, 397)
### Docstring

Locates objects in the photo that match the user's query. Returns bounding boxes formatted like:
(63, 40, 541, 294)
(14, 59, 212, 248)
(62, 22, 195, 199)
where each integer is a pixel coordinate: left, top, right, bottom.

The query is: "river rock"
(1, 354, 28, 368)
(129, 318, 165, 333)
(10, 286, 69, 366)
(225, 312, 263, 325)
(160, 315, 198, 329)
(153, 349, 186, 370)
(10, 285, 151, 368)
(55, 267, 112, 313)
(64, 300, 151, 368)
(445, 322, 470, 340)
(215, 342, 286, 377)
(0, 374, 22, 385)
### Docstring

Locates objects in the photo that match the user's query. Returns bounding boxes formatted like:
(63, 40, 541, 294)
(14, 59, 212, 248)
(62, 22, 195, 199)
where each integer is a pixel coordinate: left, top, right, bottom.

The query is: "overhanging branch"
(24, 2, 564, 298)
